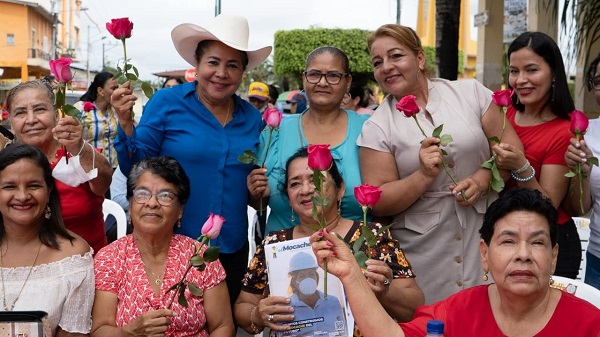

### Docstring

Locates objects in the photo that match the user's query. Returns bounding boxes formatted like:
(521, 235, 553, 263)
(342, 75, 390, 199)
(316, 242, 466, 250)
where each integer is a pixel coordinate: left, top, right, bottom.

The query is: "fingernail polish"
(326, 242, 333, 247)
(332, 252, 337, 256)
(318, 231, 323, 236)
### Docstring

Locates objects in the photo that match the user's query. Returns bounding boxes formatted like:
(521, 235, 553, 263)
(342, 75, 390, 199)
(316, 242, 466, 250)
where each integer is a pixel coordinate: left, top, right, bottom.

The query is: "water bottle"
(425, 320, 444, 337)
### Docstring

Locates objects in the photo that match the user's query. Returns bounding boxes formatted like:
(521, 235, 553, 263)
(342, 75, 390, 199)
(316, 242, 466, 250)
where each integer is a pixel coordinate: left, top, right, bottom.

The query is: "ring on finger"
(383, 279, 391, 286)
(67, 132, 71, 139)
(268, 314, 274, 322)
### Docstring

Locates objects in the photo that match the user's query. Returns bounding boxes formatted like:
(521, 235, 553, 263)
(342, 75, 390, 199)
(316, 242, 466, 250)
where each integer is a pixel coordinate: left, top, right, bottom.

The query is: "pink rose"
(395, 95, 420, 117)
(49, 58, 73, 83)
(83, 102, 95, 112)
(201, 213, 225, 239)
(263, 107, 282, 128)
(569, 110, 589, 135)
(106, 18, 134, 40)
(492, 89, 512, 107)
(354, 184, 382, 208)
(307, 144, 333, 171)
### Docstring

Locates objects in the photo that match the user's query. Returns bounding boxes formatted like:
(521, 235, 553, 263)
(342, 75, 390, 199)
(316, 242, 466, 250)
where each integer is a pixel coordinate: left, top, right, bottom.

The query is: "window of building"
(6, 34, 14, 46)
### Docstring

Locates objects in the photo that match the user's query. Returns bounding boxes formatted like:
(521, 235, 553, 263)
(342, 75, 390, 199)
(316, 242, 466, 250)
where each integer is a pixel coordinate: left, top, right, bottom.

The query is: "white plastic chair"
(573, 217, 591, 280)
(103, 199, 127, 239)
(551, 275, 600, 308)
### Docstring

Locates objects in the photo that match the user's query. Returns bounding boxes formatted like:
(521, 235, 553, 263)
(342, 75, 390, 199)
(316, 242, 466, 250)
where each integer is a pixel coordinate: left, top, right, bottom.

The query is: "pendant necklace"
(145, 267, 164, 286)
(197, 89, 233, 126)
(0, 242, 42, 311)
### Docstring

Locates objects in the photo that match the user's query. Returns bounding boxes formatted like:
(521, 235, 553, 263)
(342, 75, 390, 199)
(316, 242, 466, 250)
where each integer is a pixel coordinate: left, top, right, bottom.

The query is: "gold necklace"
(145, 267, 164, 286)
(0, 242, 42, 311)
(197, 89, 233, 126)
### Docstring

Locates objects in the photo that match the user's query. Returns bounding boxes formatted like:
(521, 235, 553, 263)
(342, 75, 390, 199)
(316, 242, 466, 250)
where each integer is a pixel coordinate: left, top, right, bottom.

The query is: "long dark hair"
(0, 144, 73, 249)
(507, 32, 574, 119)
(79, 72, 115, 102)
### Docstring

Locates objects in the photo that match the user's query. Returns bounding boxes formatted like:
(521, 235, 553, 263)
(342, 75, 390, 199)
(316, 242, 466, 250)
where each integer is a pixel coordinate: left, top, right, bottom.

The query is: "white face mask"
(52, 154, 97, 187)
(298, 277, 318, 296)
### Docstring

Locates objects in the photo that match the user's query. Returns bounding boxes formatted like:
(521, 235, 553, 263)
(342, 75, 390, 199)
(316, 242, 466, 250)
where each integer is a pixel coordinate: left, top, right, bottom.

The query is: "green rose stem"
(412, 116, 465, 201)
(120, 38, 135, 121)
(167, 236, 208, 309)
(485, 108, 507, 208)
(259, 128, 274, 216)
(318, 175, 328, 298)
(576, 133, 585, 214)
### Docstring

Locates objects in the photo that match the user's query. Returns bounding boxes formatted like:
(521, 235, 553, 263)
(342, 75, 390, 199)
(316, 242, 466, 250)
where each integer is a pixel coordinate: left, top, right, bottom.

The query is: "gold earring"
(482, 272, 489, 282)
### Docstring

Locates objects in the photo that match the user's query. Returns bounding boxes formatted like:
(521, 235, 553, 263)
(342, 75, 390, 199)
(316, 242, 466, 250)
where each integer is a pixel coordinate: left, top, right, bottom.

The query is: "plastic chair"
(551, 275, 600, 308)
(573, 217, 591, 280)
(103, 199, 127, 239)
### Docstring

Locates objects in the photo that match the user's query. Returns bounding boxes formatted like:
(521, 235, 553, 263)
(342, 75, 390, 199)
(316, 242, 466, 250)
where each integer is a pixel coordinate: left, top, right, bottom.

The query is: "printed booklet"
(265, 236, 353, 337)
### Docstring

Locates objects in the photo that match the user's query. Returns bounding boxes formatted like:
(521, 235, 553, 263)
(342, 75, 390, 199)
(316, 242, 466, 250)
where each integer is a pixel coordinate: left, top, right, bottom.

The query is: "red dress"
(94, 234, 227, 337)
(399, 285, 600, 336)
(51, 148, 106, 253)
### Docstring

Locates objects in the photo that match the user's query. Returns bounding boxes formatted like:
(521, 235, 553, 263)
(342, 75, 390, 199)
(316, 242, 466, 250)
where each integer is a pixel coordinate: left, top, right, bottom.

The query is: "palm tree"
(435, 0, 462, 80)
(555, 0, 600, 78)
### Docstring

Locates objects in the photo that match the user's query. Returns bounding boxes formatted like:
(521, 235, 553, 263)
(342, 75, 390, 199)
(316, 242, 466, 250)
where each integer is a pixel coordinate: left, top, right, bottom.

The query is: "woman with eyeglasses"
(564, 53, 600, 290)
(92, 156, 234, 336)
(247, 46, 370, 234)
(357, 24, 522, 304)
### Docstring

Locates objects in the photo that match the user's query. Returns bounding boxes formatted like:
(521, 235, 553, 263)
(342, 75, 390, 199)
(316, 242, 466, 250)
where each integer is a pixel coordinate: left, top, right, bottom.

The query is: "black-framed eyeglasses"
(589, 75, 600, 91)
(132, 189, 178, 206)
(303, 71, 348, 85)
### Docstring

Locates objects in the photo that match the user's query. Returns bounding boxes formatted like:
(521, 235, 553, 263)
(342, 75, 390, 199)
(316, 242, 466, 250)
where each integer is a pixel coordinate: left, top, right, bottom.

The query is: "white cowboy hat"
(171, 14, 272, 71)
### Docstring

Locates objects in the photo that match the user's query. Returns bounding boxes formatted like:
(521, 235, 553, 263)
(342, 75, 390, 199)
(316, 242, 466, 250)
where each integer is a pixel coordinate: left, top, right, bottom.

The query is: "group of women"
(0, 10, 599, 337)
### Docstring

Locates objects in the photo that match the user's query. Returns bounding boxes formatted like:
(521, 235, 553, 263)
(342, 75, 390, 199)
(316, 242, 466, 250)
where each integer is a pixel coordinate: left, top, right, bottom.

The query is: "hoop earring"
(482, 272, 489, 282)
(44, 205, 51, 219)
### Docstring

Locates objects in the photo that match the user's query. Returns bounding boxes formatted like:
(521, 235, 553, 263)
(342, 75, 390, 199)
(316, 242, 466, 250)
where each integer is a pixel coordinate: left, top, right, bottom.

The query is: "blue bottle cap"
(427, 320, 444, 333)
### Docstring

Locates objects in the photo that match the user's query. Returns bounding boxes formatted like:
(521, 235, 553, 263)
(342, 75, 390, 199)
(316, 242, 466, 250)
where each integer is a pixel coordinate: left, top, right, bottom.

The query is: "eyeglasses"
(303, 71, 348, 85)
(132, 189, 178, 206)
(589, 75, 600, 91)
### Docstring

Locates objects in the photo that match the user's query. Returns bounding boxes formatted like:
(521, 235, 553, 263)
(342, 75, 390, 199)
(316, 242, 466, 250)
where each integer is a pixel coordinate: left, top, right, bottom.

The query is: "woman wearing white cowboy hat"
(110, 13, 272, 308)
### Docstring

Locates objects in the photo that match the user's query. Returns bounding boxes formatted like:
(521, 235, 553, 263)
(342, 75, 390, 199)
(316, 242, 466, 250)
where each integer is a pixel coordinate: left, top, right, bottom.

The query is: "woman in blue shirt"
(110, 14, 272, 307)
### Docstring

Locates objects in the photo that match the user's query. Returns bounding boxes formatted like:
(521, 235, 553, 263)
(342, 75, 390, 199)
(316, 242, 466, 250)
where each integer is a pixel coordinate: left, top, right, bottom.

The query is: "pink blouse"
(95, 234, 226, 336)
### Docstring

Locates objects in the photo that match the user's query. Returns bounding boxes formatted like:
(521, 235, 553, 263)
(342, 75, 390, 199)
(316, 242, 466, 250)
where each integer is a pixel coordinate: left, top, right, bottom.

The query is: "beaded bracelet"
(249, 305, 263, 334)
(513, 160, 531, 174)
(510, 166, 536, 182)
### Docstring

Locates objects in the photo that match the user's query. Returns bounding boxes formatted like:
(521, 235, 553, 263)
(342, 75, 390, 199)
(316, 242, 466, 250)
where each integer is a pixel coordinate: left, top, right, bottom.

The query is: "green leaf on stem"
(432, 125, 444, 138)
(187, 282, 204, 297)
(481, 158, 494, 169)
(354, 251, 368, 269)
(125, 64, 133, 71)
(203, 246, 220, 262)
(376, 224, 393, 235)
(589, 157, 600, 166)
(141, 81, 154, 99)
(439, 134, 453, 147)
(126, 73, 138, 81)
(132, 66, 139, 77)
(311, 206, 319, 222)
(363, 228, 377, 247)
(565, 171, 576, 178)
(487, 136, 500, 144)
(63, 105, 82, 119)
(440, 149, 448, 156)
(352, 236, 365, 254)
(190, 255, 204, 267)
(177, 285, 188, 307)
(237, 150, 258, 164)
(313, 174, 322, 193)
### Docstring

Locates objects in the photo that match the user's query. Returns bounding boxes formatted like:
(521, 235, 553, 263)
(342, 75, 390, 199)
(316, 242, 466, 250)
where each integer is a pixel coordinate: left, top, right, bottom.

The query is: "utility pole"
(50, 0, 59, 59)
(86, 25, 90, 85)
(215, 0, 221, 16)
(396, 0, 401, 24)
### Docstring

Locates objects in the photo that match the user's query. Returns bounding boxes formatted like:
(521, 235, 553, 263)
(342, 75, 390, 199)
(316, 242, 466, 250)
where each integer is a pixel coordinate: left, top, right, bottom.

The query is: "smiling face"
(370, 36, 425, 99)
(0, 158, 49, 230)
(480, 210, 558, 297)
(9, 87, 57, 148)
(129, 171, 183, 236)
(509, 48, 554, 111)
(303, 51, 351, 111)
(285, 157, 344, 223)
(195, 41, 244, 104)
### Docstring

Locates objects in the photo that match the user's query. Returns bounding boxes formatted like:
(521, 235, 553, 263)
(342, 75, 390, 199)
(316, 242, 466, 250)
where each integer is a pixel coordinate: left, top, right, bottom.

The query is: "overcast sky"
(79, 0, 444, 81)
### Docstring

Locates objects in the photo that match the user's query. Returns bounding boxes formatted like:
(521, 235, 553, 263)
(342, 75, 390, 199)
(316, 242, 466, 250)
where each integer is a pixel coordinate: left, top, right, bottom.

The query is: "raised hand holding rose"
(352, 184, 389, 268)
(565, 110, 599, 214)
(167, 213, 223, 308)
(395, 95, 464, 200)
(481, 89, 513, 207)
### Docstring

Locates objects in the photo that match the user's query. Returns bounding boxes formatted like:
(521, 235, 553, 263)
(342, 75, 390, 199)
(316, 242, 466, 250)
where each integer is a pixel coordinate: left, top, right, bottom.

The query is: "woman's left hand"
(364, 259, 393, 299)
(450, 176, 484, 206)
(53, 116, 84, 154)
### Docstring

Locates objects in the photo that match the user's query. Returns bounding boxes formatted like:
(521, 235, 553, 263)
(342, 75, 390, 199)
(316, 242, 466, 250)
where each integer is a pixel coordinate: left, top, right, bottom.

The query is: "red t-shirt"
(51, 148, 106, 253)
(505, 106, 572, 224)
(399, 285, 600, 336)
